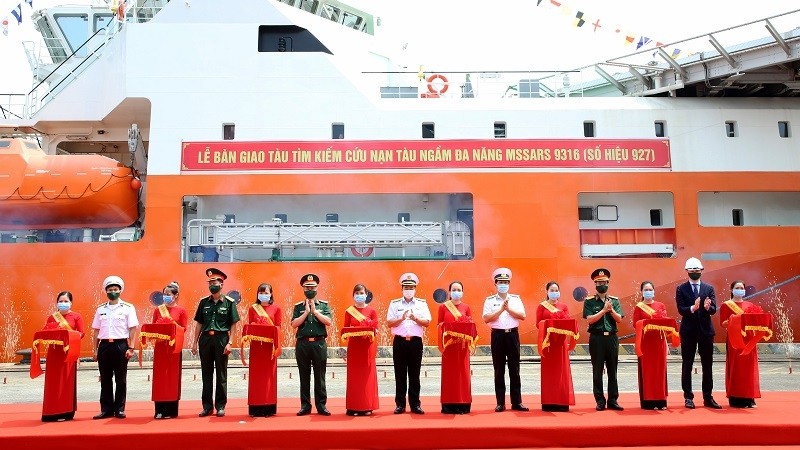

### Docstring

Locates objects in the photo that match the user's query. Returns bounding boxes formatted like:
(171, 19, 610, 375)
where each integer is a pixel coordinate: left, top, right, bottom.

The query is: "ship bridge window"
(320, 4, 341, 22)
(182, 193, 474, 262)
(698, 192, 800, 226)
(725, 121, 737, 137)
(654, 121, 666, 137)
(54, 14, 89, 57)
(342, 12, 364, 31)
(422, 122, 435, 139)
(332, 123, 344, 139)
(779, 121, 790, 138)
(93, 13, 113, 33)
(583, 121, 595, 137)
(578, 192, 676, 259)
(494, 122, 507, 138)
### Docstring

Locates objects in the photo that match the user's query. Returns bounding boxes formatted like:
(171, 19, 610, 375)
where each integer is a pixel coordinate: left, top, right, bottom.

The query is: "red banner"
(181, 139, 670, 171)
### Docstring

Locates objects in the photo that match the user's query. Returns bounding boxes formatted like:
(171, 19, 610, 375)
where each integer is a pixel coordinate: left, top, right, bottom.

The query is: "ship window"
(332, 123, 344, 139)
(778, 121, 790, 138)
(650, 209, 663, 226)
(93, 14, 113, 33)
(326, 213, 339, 223)
(596, 205, 618, 222)
(654, 121, 666, 137)
(578, 207, 593, 221)
(274, 214, 288, 223)
(319, 4, 341, 22)
(725, 121, 737, 137)
(494, 122, 507, 138)
(54, 14, 89, 57)
(422, 122, 435, 139)
(223, 124, 235, 140)
(342, 12, 363, 30)
(299, 0, 318, 13)
(732, 209, 744, 226)
(583, 121, 595, 137)
(398, 213, 411, 222)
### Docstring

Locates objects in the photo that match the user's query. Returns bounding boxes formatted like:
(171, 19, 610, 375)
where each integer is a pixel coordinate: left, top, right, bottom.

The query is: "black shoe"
(346, 410, 356, 416)
(495, 405, 505, 412)
(608, 402, 624, 411)
(198, 409, 213, 417)
(393, 407, 405, 414)
(216, 409, 225, 417)
(154, 413, 163, 419)
(748, 401, 757, 409)
(685, 399, 695, 409)
(410, 406, 425, 415)
(704, 398, 722, 409)
(318, 409, 331, 416)
(93, 411, 113, 420)
(114, 411, 126, 419)
(596, 403, 606, 411)
(511, 404, 529, 412)
(296, 408, 311, 416)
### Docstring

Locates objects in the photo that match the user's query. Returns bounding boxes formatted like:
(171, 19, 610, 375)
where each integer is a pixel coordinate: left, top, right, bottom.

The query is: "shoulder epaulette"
(119, 300, 132, 307)
(97, 302, 108, 309)
(415, 298, 426, 302)
(294, 300, 305, 306)
(607, 295, 619, 300)
(485, 295, 497, 300)
(585, 295, 596, 301)
(390, 298, 402, 303)
(508, 294, 520, 298)
(318, 299, 328, 303)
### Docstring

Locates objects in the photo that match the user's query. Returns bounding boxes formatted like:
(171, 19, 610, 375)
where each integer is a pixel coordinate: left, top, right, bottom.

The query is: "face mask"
(688, 272, 702, 281)
(304, 290, 317, 300)
(642, 290, 655, 300)
(547, 291, 560, 301)
(496, 284, 509, 294)
(257, 293, 271, 303)
(209, 285, 222, 294)
(354, 294, 367, 304)
(732, 288, 746, 298)
(162, 295, 173, 304)
(57, 302, 70, 312)
(450, 291, 463, 301)
(596, 284, 609, 294)
(106, 291, 120, 301)
(403, 289, 415, 300)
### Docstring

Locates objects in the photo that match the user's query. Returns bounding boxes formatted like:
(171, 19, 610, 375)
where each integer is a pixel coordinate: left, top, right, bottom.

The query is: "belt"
(203, 330, 228, 336)
(492, 327, 518, 333)
(298, 336, 326, 342)
(590, 331, 616, 336)
(394, 335, 421, 341)
(99, 338, 128, 343)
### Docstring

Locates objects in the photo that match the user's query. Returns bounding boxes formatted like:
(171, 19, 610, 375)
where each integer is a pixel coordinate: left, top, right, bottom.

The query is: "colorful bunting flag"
(575, 11, 585, 27)
(2, 16, 8, 36)
(2, 1, 34, 36)
(636, 36, 651, 49)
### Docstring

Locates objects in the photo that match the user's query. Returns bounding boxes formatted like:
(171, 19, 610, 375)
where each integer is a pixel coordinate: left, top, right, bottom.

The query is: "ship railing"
(0, 94, 26, 122)
(370, 70, 585, 100)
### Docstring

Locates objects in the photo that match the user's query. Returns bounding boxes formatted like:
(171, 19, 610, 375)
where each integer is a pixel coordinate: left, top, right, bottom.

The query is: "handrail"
(27, 26, 108, 98)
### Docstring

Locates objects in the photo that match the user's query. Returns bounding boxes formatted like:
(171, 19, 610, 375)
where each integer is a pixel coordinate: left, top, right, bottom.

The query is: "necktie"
(693, 284, 699, 297)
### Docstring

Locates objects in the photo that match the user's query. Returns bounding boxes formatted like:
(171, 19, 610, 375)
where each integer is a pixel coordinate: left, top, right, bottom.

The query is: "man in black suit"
(675, 257, 722, 409)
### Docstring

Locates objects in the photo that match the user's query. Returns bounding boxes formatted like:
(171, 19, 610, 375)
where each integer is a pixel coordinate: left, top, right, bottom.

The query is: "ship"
(1, 0, 798, 361)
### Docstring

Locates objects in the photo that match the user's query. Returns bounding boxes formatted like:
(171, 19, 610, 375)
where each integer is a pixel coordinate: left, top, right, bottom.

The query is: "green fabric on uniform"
(292, 300, 331, 339)
(194, 296, 240, 332)
(582, 295, 624, 333)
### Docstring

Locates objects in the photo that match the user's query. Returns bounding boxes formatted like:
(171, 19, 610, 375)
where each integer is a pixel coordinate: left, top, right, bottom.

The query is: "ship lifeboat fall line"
(427, 74, 449, 95)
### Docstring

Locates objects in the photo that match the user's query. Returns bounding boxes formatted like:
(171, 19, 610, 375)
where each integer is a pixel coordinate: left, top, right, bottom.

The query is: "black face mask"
(209, 285, 222, 294)
(596, 285, 609, 294)
(688, 273, 701, 281)
(304, 290, 317, 300)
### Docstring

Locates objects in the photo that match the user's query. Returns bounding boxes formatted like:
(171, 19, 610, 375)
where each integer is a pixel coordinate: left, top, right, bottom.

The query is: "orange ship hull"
(2, 171, 798, 362)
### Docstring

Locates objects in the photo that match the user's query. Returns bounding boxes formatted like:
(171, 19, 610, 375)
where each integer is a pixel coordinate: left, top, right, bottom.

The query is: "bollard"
(243, 372, 247, 380)
(790, 367, 793, 374)
(3, 377, 6, 384)
(147, 374, 151, 382)
(193, 374, 197, 381)
(332, 372, 335, 379)
(424, 371, 427, 378)
(383, 371, 387, 378)
(289, 373, 293, 379)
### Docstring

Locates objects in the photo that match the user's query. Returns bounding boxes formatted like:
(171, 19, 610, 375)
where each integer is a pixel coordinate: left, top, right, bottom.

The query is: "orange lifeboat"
(0, 138, 139, 230)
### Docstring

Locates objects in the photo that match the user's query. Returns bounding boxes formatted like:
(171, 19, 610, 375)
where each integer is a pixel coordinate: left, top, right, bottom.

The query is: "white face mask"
(496, 284, 509, 294)
(450, 291, 463, 300)
(354, 293, 367, 305)
(403, 289, 415, 300)
(547, 291, 560, 301)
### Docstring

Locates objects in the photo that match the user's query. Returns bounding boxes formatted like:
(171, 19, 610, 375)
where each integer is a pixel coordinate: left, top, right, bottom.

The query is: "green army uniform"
(292, 299, 331, 412)
(194, 295, 240, 413)
(582, 294, 624, 406)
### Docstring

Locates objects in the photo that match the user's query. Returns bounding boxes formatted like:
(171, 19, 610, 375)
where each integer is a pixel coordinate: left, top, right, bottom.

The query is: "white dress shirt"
(92, 301, 139, 339)
(483, 294, 525, 329)
(386, 297, 431, 337)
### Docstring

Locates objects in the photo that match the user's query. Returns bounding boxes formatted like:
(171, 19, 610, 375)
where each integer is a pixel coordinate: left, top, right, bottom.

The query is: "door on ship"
(456, 208, 474, 259)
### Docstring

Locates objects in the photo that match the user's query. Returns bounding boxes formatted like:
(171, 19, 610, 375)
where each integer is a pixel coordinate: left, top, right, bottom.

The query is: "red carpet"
(2, 392, 799, 449)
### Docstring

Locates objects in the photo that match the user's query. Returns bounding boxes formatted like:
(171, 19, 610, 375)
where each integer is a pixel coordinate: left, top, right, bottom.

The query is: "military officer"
(482, 267, 528, 412)
(582, 268, 625, 411)
(91, 275, 139, 419)
(386, 273, 431, 414)
(291, 273, 332, 416)
(190, 268, 240, 418)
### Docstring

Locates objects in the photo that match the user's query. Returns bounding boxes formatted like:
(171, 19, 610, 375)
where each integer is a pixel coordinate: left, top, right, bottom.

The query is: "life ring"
(351, 246, 374, 257)
(427, 74, 449, 95)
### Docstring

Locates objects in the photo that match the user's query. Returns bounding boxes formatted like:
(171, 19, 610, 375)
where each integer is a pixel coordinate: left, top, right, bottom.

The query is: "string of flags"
(535, 0, 683, 59)
(2, 0, 33, 37)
